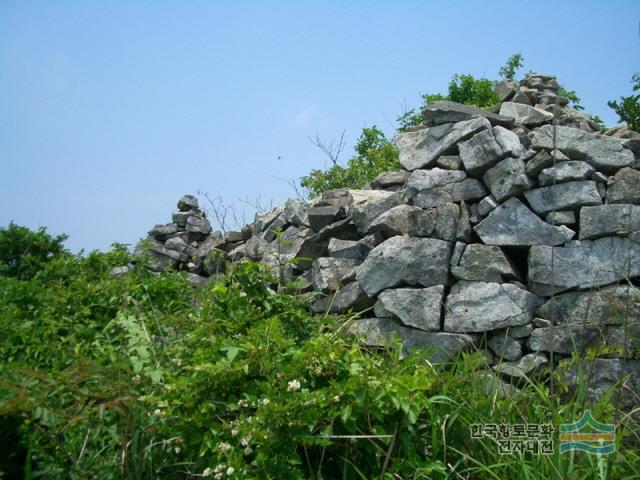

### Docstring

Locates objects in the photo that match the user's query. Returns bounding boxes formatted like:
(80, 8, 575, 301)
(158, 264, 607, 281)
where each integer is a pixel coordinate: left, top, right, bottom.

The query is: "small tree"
(608, 72, 640, 132)
(0, 222, 68, 280)
(498, 52, 524, 80)
(447, 74, 500, 108)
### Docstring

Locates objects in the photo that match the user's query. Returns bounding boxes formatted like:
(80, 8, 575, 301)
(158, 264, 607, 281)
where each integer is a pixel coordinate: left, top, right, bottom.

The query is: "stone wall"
(131, 73, 640, 408)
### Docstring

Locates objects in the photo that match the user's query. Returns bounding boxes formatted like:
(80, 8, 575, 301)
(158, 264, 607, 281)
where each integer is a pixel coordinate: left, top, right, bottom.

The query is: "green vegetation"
(499, 52, 524, 81)
(608, 72, 640, 132)
(1, 224, 638, 479)
(300, 127, 400, 198)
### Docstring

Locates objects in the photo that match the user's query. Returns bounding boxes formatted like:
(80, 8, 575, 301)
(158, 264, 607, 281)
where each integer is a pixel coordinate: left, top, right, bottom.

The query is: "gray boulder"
(483, 156, 532, 201)
(349, 317, 477, 362)
(421, 101, 514, 128)
(436, 155, 462, 170)
(474, 198, 574, 246)
(525, 149, 568, 177)
(524, 180, 602, 215)
(368, 205, 435, 238)
(606, 167, 640, 204)
(459, 126, 524, 176)
(493, 353, 548, 380)
(283, 198, 310, 227)
(177, 194, 199, 211)
(348, 189, 409, 234)
(413, 178, 486, 208)
(450, 244, 517, 282)
(185, 215, 211, 235)
(477, 195, 499, 216)
(307, 205, 344, 232)
(528, 324, 600, 354)
(528, 235, 640, 295)
(487, 332, 523, 361)
(311, 257, 360, 292)
(252, 206, 284, 235)
(538, 161, 595, 186)
(149, 223, 179, 240)
(444, 281, 542, 332)
(356, 236, 452, 296)
(499, 102, 554, 127)
(406, 167, 467, 190)
(312, 282, 374, 313)
(531, 125, 634, 173)
(545, 211, 576, 226)
(374, 286, 444, 331)
(371, 170, 410, 189)
(328, 238, 366, 260)
(579, 204, 640, 240)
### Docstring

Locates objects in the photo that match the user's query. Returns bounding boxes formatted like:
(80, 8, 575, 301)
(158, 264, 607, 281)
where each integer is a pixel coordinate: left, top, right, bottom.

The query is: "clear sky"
(1, 1, 639, 252)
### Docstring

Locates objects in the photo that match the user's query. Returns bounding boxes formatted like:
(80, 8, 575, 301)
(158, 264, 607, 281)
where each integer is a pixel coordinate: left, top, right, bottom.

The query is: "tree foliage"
(499, 52, 524, 80)
(608, 72, 640, 132)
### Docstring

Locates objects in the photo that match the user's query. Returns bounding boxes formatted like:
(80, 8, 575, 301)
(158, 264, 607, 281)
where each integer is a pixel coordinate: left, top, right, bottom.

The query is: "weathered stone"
(148, 223, 179, 240)
(494, 80, 518, 102)
(493, 353, 548, 379)
(177, 194, 199, 211)
(474, 198, 574, 246)
(368, 205, 435, 238)
(525, 150, 556, 177)
(358, 232, 384, 251)
(533, 318, 553, 328)
(252, 206, 284, 235)
(487, 332, 523, 361)
(374, 286, 444, 331)
(413, 178, 486, 208)
(244, 236, 268, 260)
(524, 181, 602, 215)
(528, 324, 600, 354)
(328, 238, 365, 260)
(450, 242, 466, 266)
(436, 155, 462, 170)
(227, 243, 247, 262)
(450, 244, 516, 282)
(579, 204, 640, 240)
(371, 170, 410, 189)
(421, 101, 514, 128)
(536, 285, 640, 326)
(164, 236, 189, 254)
(538, 161, 595, 186)
(349, 317, 477, 362)
(294, 218, 360, 270)
(283, 198, 310, 227)
(356, 236, 452, 296)
(444, 281, 542, 332)
(261, 213, 288, 242)
(605, 323, 640, 356)
(172, 211, 194, 227)
(456, 202, 471, 241)
(185, 273, 209, 288)
(545, 211, 576, 226)
(591, 171, 609, 183)
(531, 125, 634, 173)
(307, 205, 344, 232)
(348, 190, 408, 234)
(483, 157, 532, 202)
(397, 117, 491, 170)
(312, 282, 374, 313)
(499, 102, 554, 127)
(528, 236, 640, 295)
(459, 126, 524, 176)
(203, 249, 227, 275)
(224, 227, 251, 243)
(509, 323, 534, 338)
(560, 358, 640, 409)
(606, 167, 640, 204)
(477, 195, 499, 217)
(312, 257, 360, 292)
(406, 168, 467, 190)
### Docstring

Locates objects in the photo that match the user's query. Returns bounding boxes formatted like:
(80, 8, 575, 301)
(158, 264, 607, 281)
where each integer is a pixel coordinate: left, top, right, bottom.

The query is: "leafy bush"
(0, 222, 68, 280)
(499, 52, 524, 80)
(300, 126, 400, 198)
(608, 72, 640, 132)
(447, 74, 500, 108)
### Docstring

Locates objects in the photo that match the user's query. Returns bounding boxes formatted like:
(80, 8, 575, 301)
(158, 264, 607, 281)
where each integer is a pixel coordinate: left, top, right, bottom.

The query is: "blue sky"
(1, 1, 638, 252)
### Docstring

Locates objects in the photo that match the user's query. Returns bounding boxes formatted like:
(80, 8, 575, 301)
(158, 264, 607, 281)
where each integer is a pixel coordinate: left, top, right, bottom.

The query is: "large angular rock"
(560, 358, 640, 409)
(474, 198, 574, 246)
(606, 167, 640, 204)
(406, 168, 467, 190)
(525, 149, 568, 177)
(493, 353, 548, 380)
(579, 204, 640, 240)
(413, 178, 486, 209)
(536, 285, 640, 326)
(294, 218, 360, 270)
(450, 244, 517, 282)
(327, 238, 366, 260)
(538, 161, 595, 186)
(421, 101, 515, 128)
(307, 204, 344, 232)
(459, 126, 524, 176)
(444, 281, 542, 332)
(528, 235, 640, 295)
(349, 317, 477, 362)
(356, 236, 452, 296)
(148, 223, 179, 240)
(348, 190, 409, 234)
(312, 282, 374, 314)
(283, 198, 310, 227)
(483, 157, 532, 201)
(524, 181, 602, 215)
(374, 286, 444, 331)
(371, 170, 410, 189)
(528, 325, 600, 354)
(185, 215, 212, 235)
(311, 257, 360, 292)
(397, 117, 491, 170)
(368, 205, 435, 238)
(177, 194, 199, 211)
(499, 102, 554, 127)
(253, 206, 284, 235)
(487, 332, 523, 361)
(531, 125, 634, 173)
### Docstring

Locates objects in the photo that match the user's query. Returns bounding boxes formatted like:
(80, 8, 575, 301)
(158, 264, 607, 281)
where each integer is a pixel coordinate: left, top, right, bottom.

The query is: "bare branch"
(308, 130, 346, 168)
(271, 175, 308, 202)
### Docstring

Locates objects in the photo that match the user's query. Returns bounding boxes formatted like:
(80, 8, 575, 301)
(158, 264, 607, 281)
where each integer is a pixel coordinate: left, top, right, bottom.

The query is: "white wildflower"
(287, 379, 301, 392)
(231, 429, 239, 437)
(218, 442, 232, 453)
(153, 409, 162, 417)
(174, 446, 181, 454)
(240, 435, 251, 447)
(226, 466, 235, 475)
(333, 395, 340, 403)
(202, 467, 213, 477)
(244, 446, 253, 456)
(261, 398, 270, 406)
(237, 399, 249, 408)
(214, 474, 222, 480)
(239, 292, 247, 297)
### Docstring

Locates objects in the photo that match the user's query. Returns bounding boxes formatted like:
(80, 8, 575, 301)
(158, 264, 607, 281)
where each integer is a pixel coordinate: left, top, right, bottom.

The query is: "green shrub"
(608, 72, 640, 132)
(447, 74, 500, 108)
(499, 52, 524, 80)
(300, 126, 400, 197)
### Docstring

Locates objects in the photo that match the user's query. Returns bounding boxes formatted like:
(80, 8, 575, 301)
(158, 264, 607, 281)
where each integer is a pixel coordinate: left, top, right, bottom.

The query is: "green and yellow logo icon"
(559, 410, 615, 454)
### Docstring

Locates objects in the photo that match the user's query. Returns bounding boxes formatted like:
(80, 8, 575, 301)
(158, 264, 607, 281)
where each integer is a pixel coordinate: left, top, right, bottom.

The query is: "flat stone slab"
(531, 124, 634, 173)
(528, 234, 640, 295)
(348, 189, 409, 234)
(413, 178, 486, 209)
(538, 161, 595, 186)
(459, 126, 524, 176)
(474, 198, 574, 246)
(450, 244, 517, 282)
(374, 286, 444, 331)
(356, 236, 452, 296)
(422, 100, 515, 127)
(444, 281, 543, 332)
(579, 204, 640, 240)
(607, 167, 640, 204)
(499, 102, 554, 127)
(528, 324, 600, 354)
(524, 180, 602, 215)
